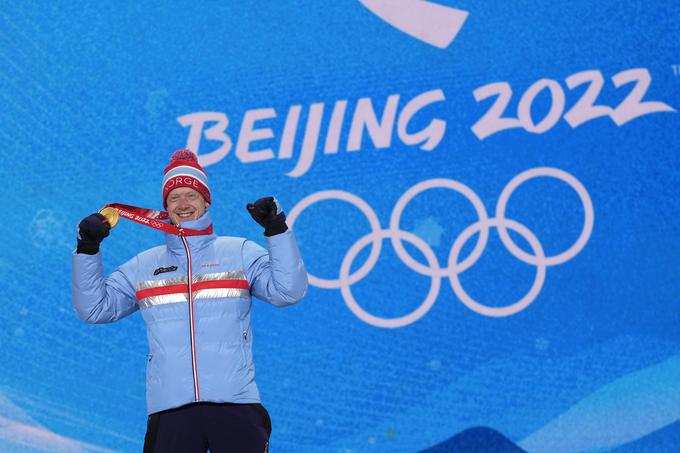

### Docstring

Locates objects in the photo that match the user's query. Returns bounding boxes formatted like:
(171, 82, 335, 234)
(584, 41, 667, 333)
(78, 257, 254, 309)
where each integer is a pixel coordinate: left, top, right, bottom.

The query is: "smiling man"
(166, 187, 208, 224)
(71, 149, 308, 453)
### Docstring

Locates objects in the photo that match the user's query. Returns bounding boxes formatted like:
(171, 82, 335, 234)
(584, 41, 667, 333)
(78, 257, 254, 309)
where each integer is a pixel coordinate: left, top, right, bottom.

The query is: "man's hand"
(246, 197, 288, 237)
(77, 213, 111, 255)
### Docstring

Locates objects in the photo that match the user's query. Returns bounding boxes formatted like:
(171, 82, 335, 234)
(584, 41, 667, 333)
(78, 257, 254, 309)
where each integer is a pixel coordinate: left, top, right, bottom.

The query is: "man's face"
(166, 187, 210, 225)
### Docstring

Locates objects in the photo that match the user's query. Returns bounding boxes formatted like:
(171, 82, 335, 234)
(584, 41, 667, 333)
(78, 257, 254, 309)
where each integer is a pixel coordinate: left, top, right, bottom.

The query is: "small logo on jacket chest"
(154, 266, 178, 276)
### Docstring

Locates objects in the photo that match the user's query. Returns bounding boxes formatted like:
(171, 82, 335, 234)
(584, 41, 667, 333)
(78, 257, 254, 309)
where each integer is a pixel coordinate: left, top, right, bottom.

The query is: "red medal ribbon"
(104, 203, 213, 236)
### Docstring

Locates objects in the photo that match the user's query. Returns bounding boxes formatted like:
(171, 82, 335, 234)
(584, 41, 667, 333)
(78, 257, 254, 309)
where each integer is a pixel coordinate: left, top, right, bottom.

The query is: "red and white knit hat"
(162, 149, 211, 208)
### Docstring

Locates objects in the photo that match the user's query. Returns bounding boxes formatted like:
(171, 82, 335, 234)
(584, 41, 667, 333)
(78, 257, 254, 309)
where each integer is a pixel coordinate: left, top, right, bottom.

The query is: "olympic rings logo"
(288, 167, 594, 328)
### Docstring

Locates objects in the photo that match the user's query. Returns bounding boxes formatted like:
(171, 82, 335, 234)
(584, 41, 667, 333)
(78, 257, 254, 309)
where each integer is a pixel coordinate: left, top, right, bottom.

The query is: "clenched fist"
(246, 197, 288, 237)
(76, 213, 111, 255)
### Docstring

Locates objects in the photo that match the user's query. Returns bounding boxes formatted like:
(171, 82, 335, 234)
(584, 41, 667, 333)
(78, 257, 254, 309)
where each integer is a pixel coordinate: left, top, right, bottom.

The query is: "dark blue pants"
(143, 402, 271, 453)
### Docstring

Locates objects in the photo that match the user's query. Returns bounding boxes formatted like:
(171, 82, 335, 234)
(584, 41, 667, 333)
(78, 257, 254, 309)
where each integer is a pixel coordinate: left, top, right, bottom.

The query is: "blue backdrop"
(1, 1, 679, 452)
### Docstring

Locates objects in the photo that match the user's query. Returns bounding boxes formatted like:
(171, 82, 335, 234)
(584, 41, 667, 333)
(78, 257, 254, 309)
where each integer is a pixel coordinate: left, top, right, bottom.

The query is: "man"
(72, 149, 307, 452)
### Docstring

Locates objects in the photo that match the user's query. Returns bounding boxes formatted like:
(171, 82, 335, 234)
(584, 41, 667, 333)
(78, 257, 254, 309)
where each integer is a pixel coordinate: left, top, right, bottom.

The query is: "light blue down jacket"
(71, 212, 307, 415)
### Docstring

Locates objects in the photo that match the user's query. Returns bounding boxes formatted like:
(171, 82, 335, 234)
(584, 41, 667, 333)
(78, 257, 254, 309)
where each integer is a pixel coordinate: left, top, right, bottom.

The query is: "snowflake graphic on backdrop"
(411, 216, 445, 247)
(29, 209, 71, 250)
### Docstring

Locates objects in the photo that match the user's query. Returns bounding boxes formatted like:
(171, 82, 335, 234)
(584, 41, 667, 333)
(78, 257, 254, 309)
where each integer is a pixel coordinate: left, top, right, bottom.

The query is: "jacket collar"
(165, 211, 216, 254)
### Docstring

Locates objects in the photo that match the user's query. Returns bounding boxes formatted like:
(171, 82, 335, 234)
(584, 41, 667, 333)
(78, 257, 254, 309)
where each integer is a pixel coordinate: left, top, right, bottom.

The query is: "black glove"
(246, 197, 288, 237)
(77, 213, 111, 255)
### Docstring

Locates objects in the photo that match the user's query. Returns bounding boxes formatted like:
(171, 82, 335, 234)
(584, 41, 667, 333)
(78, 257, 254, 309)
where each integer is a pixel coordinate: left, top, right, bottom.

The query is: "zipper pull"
(243, 331, 247, 341)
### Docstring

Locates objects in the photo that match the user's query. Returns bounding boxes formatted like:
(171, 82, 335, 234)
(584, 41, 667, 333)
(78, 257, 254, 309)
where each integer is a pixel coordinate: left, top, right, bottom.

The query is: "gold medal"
(99, 206, 120, 228)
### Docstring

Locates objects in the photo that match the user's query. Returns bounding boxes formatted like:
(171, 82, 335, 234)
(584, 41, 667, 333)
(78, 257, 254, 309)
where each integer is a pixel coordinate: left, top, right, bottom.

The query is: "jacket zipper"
(240, 322, 248, 364)
(179, 228, 200, 402)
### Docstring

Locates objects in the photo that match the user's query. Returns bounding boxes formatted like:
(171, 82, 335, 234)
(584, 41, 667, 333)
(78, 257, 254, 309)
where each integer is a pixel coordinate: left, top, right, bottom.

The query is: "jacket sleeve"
(242, 229, 308, 307)
(71, 251, 139, 323)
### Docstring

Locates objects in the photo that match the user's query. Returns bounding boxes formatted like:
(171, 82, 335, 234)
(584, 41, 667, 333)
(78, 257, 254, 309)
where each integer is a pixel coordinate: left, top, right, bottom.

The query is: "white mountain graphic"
(520, 354, 680, 452)
(317, 336, 678, 452)
(0, 392, 117, 453)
